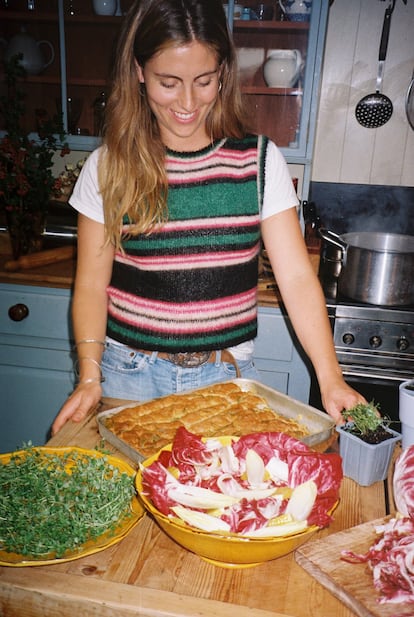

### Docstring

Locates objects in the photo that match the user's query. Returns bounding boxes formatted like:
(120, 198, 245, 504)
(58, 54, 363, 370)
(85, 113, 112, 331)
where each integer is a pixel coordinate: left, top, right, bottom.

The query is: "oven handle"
(340, 367, 411, 383)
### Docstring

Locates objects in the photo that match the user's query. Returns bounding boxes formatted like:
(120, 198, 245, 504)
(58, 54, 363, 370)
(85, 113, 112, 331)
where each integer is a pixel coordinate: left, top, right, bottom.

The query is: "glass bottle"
(93, 91, 107, 136)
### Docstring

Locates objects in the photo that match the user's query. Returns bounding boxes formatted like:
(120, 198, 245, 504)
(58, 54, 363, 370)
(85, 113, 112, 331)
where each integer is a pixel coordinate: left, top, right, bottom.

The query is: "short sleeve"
(69, 147, 105, 224)
(261, 140, 299, 220)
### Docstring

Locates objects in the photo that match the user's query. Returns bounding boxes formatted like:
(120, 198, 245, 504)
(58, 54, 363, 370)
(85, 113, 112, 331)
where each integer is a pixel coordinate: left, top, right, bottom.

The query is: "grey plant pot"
(336, 425, 401, 487)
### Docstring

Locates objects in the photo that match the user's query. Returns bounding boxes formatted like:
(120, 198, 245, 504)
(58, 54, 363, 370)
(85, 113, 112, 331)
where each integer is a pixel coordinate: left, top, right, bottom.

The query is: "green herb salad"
(0, 447, 142, 563)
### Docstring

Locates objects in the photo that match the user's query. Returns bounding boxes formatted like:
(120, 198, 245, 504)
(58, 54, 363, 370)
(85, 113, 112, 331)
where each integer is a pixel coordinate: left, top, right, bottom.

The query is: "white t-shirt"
(69, 139, 299, 361)
(70, 139, 299, 224)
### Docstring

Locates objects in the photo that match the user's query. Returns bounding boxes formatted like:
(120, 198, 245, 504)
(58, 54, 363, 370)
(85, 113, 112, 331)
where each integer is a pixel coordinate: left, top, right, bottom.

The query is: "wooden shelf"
(26, 75, 61, 85)
(234, 20, 309, 31)
(63, 15, 124, 25)
(0, 10, 57, 22)
(242, 86, 303, 96)
(0, 73, 61, 85)
(66, 77, 108, 87)
(0, 9, 125, 25)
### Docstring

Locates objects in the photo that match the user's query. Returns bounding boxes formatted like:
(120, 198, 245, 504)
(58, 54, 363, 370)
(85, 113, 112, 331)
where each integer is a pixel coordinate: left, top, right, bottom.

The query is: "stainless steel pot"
(318, 229, 414, 306)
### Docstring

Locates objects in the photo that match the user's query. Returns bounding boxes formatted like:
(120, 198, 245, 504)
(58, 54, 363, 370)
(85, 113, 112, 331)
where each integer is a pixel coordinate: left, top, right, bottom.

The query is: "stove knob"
(342, 333, 355, 345)
(369, 335, 382, 349)
(397, 337, 410, 352)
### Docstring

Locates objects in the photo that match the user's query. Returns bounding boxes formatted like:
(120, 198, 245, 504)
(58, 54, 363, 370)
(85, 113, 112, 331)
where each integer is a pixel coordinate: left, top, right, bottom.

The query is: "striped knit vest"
(106, 134, 268, 352)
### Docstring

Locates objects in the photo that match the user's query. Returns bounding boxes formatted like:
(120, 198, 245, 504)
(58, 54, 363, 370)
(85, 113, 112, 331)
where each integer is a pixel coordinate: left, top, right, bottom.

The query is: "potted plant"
(0, 55, 69, 259)
(336, 402, 401, 486)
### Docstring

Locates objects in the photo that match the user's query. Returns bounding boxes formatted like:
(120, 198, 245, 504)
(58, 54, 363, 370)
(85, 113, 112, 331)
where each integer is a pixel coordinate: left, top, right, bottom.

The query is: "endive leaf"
(267, 513, 294, 526)
(245, 448, 265, 487)
(285, 480, 317, 521)
(266, 456, 289, 483)
(167, 485, 238, 509)
(232, 487, 277, 500)
(171, 506, 231, 532)
(217, 474, 277, 500)
(242, 520, 308, 538)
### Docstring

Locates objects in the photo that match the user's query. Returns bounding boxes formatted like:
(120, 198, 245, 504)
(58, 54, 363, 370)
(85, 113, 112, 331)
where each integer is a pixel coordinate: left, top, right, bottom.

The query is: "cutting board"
(295, 517, 414, 617)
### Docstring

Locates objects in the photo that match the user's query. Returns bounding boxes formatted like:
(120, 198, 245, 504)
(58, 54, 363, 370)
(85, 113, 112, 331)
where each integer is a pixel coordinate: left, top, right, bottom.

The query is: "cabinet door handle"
(8, 303, 30, 322)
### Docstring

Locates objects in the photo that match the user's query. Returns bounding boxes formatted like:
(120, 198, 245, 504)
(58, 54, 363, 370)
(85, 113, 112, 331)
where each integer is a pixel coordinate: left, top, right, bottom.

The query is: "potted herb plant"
(0, 55, 69, 259)
(336, 402, 401, 486)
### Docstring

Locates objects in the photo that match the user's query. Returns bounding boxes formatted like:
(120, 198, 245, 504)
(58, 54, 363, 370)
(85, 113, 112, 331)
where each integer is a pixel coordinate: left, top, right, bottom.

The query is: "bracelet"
(74, 357, 105, 383)
(74, 339, 106, 349)
(78, 378, 103, 385)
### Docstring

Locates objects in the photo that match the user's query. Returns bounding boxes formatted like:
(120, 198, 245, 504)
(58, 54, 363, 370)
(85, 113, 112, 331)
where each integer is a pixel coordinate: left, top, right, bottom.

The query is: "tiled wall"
(312, 0, 414, 187)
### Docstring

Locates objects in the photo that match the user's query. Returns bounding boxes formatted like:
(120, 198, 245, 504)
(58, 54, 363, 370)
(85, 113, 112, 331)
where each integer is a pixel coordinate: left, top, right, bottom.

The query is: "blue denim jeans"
(101, 339, 259, 402)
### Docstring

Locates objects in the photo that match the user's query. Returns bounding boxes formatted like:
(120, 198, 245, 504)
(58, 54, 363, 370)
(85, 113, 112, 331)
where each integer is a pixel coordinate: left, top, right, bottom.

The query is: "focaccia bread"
(103, 382, 310, 458)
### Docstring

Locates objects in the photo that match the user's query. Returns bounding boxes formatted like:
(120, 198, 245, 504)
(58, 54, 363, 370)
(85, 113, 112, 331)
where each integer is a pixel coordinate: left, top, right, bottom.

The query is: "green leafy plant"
(341, 401, 393, 444)
(0, 54, 69, 245)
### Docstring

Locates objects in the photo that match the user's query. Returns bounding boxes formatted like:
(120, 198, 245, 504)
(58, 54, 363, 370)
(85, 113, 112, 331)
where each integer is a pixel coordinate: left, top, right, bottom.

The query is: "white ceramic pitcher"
(263, 49, 302, 88)
(92, 0, 117, 15)
(278, 0, 312, 21)
(2, 27, 54, 75)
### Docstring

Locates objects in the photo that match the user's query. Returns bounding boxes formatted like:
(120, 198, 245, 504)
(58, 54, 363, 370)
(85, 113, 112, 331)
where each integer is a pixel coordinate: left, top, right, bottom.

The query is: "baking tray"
(97, 378, 335, 464)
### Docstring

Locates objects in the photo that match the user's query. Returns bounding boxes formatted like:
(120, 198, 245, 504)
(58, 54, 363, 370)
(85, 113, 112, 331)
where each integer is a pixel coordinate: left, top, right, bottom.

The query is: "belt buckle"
(167, 351, 211, 367)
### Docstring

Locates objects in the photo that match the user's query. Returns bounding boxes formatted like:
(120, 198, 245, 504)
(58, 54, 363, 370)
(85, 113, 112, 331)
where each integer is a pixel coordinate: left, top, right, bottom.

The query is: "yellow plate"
(0, 446, 145, 567)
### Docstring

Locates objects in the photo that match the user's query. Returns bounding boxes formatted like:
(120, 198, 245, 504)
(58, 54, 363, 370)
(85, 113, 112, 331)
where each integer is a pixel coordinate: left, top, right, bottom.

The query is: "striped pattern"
(106, 135, 267, 352)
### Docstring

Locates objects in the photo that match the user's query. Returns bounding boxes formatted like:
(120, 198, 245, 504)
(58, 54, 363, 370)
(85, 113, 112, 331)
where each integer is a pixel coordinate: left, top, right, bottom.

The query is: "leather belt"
(136, 348, 241, 377)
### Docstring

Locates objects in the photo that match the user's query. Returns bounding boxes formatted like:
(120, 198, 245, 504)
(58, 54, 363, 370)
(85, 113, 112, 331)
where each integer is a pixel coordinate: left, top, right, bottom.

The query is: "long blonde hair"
(100, 0, 248, 250)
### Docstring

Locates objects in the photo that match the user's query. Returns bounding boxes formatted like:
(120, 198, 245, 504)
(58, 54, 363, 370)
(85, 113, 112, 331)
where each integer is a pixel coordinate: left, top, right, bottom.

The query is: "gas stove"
(327, 299, 414, 382)
(306, 275, 414, 422)
(322, 269, 414, 373)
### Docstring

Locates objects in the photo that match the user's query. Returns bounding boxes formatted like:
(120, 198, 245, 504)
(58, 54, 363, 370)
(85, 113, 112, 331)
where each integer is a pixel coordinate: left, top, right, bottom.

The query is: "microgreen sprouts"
(0, 448, 135, 558)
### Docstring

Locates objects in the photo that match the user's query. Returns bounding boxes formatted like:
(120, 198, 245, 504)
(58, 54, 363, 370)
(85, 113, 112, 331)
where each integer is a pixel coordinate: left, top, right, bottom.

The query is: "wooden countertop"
(0, 234, 76, 289)
(0, 399, 394, 617)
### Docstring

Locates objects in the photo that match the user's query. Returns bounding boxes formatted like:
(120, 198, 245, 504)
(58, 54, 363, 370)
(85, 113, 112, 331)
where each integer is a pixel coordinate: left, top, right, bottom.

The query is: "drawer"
(0, 284, 72, 342)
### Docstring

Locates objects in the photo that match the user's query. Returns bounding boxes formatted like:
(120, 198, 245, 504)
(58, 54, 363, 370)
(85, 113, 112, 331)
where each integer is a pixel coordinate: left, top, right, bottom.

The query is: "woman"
(52, 0, 364, 435)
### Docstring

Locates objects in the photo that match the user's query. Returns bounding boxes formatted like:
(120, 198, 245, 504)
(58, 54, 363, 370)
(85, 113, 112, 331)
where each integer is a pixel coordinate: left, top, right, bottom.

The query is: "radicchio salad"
(341, 445, 414, 605)
(139, 427, 343, 537)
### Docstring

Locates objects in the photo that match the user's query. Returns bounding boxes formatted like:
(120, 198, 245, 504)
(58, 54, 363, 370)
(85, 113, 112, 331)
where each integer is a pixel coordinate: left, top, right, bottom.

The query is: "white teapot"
(263, 49, 302, 88)
(2, 27, 55, 75)
(279, 0, 312, 21)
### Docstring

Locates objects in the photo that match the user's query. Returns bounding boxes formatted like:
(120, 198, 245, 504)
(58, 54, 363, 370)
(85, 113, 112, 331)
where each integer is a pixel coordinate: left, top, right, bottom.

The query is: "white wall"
(312, 0, 414, 186)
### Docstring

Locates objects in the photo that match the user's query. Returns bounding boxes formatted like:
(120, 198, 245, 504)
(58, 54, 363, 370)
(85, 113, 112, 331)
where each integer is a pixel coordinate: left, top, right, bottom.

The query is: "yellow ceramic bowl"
(135, 439, 331, 568)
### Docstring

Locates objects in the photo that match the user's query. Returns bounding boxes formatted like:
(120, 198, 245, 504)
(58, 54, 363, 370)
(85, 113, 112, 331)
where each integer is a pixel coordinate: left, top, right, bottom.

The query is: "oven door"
(309, 363, 408, 425)
(340, 365, 409, 424)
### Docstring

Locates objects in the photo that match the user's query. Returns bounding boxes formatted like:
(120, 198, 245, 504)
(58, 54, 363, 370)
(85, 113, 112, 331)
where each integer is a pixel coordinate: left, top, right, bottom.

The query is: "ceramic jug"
(278, 0, 312, 21)
(263, 49, 302, 88)
(92, 0, 117, 15)
(2, 27, 54, 75)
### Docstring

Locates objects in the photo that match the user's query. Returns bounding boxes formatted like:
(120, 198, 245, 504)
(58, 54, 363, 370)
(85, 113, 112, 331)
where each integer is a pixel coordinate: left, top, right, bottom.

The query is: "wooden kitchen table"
(0, 400, 393, 617)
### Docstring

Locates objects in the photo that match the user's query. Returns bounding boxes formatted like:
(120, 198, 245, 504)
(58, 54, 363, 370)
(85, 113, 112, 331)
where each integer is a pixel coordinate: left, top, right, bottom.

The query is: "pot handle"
(318, 228, 347, 250)
(318, 228, 349, 265)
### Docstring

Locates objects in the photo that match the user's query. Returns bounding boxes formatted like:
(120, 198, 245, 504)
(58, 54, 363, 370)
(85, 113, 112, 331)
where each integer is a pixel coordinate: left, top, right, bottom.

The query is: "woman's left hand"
(320, 377, 367, 424)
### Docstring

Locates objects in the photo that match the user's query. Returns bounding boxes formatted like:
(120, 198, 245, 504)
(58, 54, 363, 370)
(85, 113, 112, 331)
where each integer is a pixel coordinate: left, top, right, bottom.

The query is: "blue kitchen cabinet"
(254, 306, 311, 402)
(0, 284, 74, 454)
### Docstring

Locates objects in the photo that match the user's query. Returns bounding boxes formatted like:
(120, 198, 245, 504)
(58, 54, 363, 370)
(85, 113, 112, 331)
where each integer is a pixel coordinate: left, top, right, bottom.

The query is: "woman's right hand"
(51, 214, 113, 437)
(51, 382, 102, 436)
